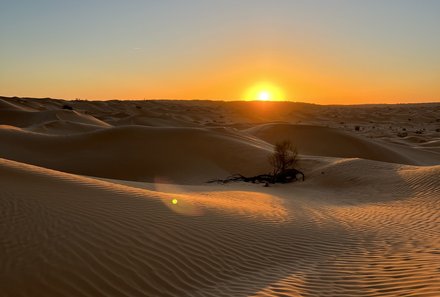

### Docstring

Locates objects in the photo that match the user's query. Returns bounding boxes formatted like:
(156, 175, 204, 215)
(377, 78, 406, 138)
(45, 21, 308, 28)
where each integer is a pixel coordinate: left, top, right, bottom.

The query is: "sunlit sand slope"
(1, 158, 439, 297)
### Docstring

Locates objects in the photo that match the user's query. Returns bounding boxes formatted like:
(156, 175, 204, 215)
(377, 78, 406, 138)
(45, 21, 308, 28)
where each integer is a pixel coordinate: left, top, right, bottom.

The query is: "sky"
(1, 0, 440, 104)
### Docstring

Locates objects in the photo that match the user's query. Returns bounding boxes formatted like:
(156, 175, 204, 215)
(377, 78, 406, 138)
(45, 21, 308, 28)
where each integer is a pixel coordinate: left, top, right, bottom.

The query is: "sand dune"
(107, 114, 199, 127)
(1, 97, 439, 296)
(1, 156, 439, 297)
(27, 120, 107, 135)
(0, 109, 110, 129)
(0, 125, 271, 183)
(0, 98, 37, 111)
(247, 123, 440, 165)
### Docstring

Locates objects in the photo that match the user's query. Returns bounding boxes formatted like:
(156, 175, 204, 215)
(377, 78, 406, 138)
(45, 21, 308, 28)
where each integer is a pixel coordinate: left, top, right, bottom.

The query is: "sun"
(258, 91, 271, 101)
(244, 82, 285, 101)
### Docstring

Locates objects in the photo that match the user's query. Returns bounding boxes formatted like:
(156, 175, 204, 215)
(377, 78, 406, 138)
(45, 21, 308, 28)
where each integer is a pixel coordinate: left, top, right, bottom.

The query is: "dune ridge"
(0, 125, 272, 183)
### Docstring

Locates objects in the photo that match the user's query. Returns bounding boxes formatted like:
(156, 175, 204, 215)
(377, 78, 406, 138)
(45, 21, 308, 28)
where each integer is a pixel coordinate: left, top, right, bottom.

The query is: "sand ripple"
(1, 158, 439, 296)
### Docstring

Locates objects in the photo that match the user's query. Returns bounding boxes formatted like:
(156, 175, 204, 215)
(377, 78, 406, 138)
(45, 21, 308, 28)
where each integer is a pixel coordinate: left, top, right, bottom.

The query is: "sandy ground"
(1, 96, 439, 296)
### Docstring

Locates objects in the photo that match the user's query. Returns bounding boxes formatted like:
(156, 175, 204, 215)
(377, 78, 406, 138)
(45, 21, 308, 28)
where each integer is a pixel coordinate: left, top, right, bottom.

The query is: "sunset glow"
(258, 92, 270, 101)
(245, 82, 285, 101)
(1, 1, 439, 104)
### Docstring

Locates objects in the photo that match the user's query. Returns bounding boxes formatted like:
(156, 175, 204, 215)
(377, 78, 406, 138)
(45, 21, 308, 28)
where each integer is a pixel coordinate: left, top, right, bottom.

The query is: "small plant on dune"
(269, 140, 298, 176)
(268, 140, 304, 183)
(397, 131, 408, 138)
(209, 140, 304, 185)
(62, 104, 73, 110)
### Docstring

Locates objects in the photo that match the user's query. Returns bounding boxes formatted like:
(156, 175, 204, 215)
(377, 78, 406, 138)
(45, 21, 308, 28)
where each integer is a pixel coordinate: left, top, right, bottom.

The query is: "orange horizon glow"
(3, 56, 439, 104)
(4, 78, 438, 105)
(1, 2, 439, 105)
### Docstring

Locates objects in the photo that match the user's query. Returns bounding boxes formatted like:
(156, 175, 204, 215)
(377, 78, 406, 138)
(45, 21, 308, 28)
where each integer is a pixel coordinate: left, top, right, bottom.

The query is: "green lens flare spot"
(172, 199, 178, 205)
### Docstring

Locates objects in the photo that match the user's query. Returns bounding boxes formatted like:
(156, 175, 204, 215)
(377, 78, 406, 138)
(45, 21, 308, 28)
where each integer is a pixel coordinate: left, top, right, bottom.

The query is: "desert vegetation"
(209, 140, 304, 185)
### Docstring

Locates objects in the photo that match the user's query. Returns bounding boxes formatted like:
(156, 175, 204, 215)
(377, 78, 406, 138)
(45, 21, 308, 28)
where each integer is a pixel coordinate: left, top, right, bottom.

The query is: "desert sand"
(1, 96, 439, 296)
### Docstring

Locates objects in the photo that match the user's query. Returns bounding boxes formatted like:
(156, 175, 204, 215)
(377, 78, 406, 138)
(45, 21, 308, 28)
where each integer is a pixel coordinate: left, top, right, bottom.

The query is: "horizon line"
(2, 95, 439, 106)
